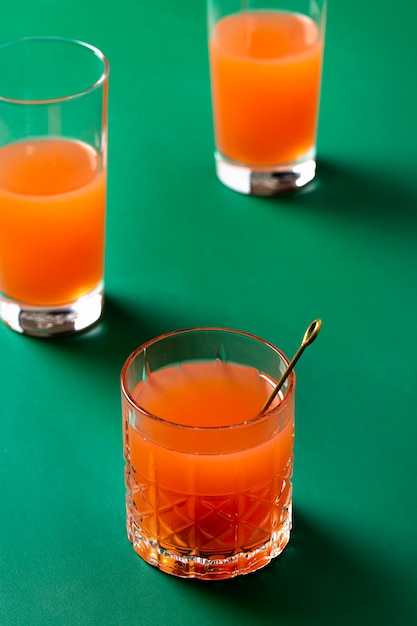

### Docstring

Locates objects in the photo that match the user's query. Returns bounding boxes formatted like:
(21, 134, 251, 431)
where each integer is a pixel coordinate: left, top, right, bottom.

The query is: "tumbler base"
(128, 507, 292, 580)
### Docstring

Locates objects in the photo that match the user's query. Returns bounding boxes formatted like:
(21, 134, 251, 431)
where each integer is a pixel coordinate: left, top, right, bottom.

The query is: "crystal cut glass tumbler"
(121, 327, 295, 580)
(0, 37, 109, 336)
(207, 0, 326, 195)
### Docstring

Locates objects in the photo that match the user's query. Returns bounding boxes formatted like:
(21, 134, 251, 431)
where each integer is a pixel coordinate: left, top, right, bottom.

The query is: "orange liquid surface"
(0, 138, 106, 305)
(125, 361, 294, 557)
(134, 359, 274, 427)
(209, 11, 323, 165)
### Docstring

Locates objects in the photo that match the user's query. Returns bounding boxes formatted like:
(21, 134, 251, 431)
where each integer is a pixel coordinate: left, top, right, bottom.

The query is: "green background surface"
(1, 1, 416, 624)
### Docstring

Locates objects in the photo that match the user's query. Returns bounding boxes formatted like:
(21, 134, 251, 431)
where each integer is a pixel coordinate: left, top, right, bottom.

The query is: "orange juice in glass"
(121, 328, 295, 580)
(208, 0, 326, 195)
(0, 37, 109, 336)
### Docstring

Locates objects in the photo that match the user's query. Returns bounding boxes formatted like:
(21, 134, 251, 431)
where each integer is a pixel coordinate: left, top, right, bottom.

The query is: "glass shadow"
(169, 507, 407, 626)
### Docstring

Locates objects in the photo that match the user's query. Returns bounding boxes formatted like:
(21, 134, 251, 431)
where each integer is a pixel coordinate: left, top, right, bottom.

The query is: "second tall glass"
(0, 37, 109, 337)
(207, 0, 326, 196)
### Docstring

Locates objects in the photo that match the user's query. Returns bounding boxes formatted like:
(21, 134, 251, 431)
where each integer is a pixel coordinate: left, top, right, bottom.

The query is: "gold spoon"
(261, 318, 322, 414)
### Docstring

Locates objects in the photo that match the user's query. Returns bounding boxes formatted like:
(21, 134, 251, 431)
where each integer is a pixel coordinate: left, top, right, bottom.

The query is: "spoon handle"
(261, 318, 322, 414)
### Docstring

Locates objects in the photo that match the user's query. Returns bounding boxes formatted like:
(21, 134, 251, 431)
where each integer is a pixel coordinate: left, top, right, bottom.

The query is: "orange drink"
(0, 37, 108, 336)
(121, 328, 295, 580)
(0, 138, 106, 306)
(210, 11, 323, 166)
(207, 1, 326, 195)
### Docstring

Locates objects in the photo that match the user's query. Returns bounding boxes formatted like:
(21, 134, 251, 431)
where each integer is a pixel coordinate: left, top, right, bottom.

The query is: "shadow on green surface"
(298, 158, 417, 231)
(167, 509, 401, 626)
(49, 293, 191, 377)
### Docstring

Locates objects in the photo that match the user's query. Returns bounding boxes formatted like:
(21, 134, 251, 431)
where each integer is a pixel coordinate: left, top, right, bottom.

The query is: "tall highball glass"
(0, 37, 109, 336)
(207, 0, 326, 195)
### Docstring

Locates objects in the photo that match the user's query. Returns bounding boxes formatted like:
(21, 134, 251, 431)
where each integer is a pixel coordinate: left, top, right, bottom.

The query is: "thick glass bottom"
(127, 506, 292, 580)
(215, 151, 316, 196)
(0, 284, 103, 337)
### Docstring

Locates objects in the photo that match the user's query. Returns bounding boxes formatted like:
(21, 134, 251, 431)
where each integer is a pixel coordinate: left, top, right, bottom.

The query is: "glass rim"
(0, 36, 109, 105)
(120, 326, 295, 431)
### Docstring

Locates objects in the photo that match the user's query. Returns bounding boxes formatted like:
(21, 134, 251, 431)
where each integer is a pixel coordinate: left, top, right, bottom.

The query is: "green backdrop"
(1, 1, 416, 625)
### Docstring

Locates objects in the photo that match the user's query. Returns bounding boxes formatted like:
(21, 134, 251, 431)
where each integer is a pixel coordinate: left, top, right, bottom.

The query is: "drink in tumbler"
(122, 328, 295, 580)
